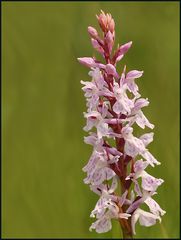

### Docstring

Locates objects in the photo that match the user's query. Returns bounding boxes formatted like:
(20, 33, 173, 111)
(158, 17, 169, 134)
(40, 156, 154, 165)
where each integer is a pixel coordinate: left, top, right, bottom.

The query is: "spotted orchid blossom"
(78, 11, 165, 238)
(112, 82, 135, 115)
(89, 178, 131, 233)
(121, 126, 160, 167)
(82, 149, 119, 186)
(131, 208, 161, 235)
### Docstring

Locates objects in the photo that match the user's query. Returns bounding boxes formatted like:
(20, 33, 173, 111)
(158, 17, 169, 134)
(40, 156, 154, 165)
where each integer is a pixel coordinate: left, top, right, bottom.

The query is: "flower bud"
(114, 41, 132, 63)
(91, 39, 104, 55)
(107, 14, 115, 33)
(97, 10, 107, 32)
(97, 10, 115, 33)
(105, 31, 114, 54)
(77, 57, 96, 68)
(88, 26, 98, 39)
(118, 41, 132, 55)
(105, 64, 119, 78)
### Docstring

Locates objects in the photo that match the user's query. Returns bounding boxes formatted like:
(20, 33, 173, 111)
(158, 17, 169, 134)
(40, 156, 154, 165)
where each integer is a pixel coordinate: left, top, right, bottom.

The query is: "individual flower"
(112, 82, 135, 115)
(90, 178, 131, 233)
(82, 149, 119, 185)
(131, 208, 161, 235)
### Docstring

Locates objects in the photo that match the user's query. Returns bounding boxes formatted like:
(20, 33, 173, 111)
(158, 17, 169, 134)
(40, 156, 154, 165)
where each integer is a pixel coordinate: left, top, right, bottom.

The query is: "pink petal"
(115, 54, 124, 63)
(116, 41, 132, 61)
(133, 98, 149, 112)
(140, 133, 154, 147)
(105, 64, 119, 78)
(119, 190, 128, 207)
(89, 217, 112, 233)
(126, 198, 144, 214)
(92, 170, 105, 185)
(135, 111, 154, 129)
(142, 174, 164, 192)
(77, 57, 96, 68)
(131, 210, 140, 235)
(138, 209, 161, 226)
(106, 148, 122, 157)
(131, 208, 161, 234)
(124, 138, 145, 158)
(133, 179, 142, 196)
(109, 177, 118, 193)
(145, 197, 166, 216)
(127, 80, 139, 95)
(141, 151, 160, 166)
(97, 122, 109, 139)
(134, 159, 149, 173)
(103, 167, 116, 180)
(127, 70, 144, 79)
(119, 213, 131, 219)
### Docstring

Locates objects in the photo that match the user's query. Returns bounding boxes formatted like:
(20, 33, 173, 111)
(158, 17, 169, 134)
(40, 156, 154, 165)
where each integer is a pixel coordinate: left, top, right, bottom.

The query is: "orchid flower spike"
(78, 11, 165, 238)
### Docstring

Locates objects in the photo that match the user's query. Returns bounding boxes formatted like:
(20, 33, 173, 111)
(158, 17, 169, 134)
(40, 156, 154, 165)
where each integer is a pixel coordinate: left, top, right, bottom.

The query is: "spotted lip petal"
(131, 208, 161, 235)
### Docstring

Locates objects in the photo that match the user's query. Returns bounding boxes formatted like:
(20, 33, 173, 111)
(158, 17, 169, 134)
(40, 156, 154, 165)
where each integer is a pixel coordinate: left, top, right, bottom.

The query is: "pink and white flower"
(112, 82, 135, 115)
(90, 178, 131, 233)
(131, 208, 161, 235)
(78, 10, 165, 236)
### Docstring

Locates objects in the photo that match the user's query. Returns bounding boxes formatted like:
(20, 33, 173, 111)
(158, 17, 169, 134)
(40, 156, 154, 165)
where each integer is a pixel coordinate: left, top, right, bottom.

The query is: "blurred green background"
(2, 1, 179, 239)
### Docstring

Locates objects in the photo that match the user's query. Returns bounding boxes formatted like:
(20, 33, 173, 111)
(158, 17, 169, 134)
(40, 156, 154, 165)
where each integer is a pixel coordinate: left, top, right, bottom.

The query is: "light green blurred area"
(2, 2, 179, 238)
